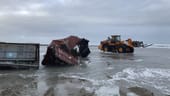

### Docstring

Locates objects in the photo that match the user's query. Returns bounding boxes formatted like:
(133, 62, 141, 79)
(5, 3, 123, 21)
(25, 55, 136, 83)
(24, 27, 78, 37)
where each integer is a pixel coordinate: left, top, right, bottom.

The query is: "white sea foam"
(56, 68, 170, 95)
(148, 44, 170, 49)
(127, 92, 138, 96)
(57, 74, 121, 96)
(134, 59, 143, 62)
(95, 86, 120, 96)
(107, 67, 114, 70)
(89, 79, 121, 96)
(112, 67, 170, 94)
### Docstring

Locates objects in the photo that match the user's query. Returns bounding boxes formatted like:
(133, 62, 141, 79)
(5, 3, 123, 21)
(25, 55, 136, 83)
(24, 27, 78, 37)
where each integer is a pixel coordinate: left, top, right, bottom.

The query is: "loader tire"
(126, 46, 134, 53)
(129, 47, 134, 53)
(117, 45, 126, 53)
(103, 45, 108, 52)
(126, 47, 131, 53)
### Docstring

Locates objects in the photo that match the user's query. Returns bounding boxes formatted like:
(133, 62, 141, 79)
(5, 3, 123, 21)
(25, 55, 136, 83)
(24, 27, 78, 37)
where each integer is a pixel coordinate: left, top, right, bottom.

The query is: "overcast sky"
(0, 0, 170, 44)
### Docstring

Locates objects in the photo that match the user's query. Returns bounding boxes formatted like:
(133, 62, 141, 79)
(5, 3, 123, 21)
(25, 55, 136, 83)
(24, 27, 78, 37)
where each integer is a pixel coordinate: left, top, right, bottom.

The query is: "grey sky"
(0, 0, 170, 44)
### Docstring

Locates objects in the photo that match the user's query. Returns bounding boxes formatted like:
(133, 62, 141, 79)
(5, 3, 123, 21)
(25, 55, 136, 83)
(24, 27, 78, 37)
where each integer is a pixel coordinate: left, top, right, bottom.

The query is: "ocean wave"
(56, 74, 121, 96)
(52, 72, 161, 96)
(148, 44, 170, 49)
(112, 67, 170, 94)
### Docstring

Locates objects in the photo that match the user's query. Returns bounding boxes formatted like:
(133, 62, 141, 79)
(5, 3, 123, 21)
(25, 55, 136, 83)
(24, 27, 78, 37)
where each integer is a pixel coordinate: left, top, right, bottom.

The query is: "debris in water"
(42, 36, 90, 66)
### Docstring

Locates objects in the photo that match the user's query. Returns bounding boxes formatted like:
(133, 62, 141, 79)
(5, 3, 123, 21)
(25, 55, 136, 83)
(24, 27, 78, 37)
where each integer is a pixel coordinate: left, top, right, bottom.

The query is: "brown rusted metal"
(42, 36, 90, 66)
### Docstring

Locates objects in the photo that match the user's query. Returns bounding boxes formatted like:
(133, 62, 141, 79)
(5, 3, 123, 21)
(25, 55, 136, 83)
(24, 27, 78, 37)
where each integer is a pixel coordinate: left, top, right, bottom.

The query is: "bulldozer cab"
(108, 35, 121, 42)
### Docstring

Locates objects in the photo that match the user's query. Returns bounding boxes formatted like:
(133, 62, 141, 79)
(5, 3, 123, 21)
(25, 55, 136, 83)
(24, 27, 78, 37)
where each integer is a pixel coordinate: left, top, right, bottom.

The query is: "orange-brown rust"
(42, 36, 90, 66)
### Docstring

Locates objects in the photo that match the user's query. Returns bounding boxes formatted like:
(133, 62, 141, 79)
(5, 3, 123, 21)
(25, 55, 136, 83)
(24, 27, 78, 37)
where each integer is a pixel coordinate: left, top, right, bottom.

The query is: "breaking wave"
(57, 74, 121, 96)
(112, 67, 170, 94)
(50, 67, 170, 95)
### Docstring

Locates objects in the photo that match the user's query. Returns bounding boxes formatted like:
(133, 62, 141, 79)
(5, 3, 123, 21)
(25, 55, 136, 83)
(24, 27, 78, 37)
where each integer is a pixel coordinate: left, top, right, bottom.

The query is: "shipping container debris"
(0, 42, 39, 69)
(42, 36, 90, 66)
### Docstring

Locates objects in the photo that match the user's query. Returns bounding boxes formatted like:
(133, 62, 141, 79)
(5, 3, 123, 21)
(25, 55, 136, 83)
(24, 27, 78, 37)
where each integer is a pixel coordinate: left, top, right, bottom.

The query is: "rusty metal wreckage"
(0, 35, 148, 68)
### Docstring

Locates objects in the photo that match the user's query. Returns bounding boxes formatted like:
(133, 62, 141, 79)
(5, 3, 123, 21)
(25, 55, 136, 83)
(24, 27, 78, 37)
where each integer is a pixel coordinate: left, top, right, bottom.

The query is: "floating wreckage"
(42, 36, 90, 66)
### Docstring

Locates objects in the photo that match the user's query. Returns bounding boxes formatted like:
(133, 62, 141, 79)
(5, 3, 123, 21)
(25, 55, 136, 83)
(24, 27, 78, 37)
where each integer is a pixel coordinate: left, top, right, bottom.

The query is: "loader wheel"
(118, 47, 123, 53)
(130, 47, 134, 53)
(117, 45, 126, 53)
(126, 47, 130, 52)
(103, 45, 108, 52)
(104, 47, 108, 52)
(126, 46, 134, 53)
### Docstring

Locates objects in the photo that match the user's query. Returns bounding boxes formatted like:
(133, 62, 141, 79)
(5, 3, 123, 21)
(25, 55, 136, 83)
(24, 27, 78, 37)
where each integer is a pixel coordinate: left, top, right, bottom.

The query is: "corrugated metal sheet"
(50, 36, 81, 51)
(55, 47, 78, 65)
(42, 36, 90, 66)
(0, 42, 39, 69)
